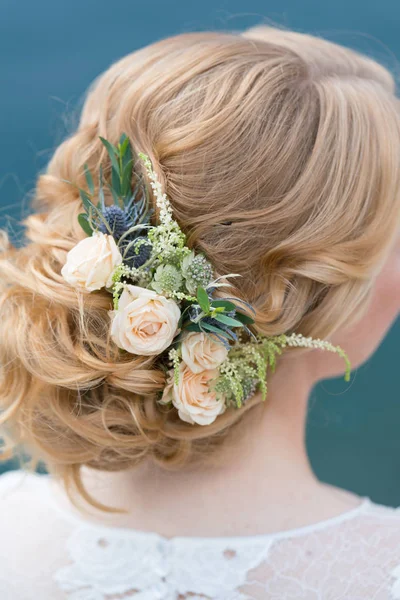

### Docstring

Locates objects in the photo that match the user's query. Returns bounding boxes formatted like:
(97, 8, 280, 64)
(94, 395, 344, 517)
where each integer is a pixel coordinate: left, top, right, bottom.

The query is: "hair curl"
(1, 27, 400, 502)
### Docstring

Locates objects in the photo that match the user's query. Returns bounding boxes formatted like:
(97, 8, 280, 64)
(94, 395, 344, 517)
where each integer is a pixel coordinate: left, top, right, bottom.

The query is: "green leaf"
(77, 213, 93, 237)
(80, 190, 112, 233)
(111, 167, 122, 199)
(235, 311, 255, 325)
(119, 134, 129, 156)
(210, 299, 236, 311)
(196, 287, 210, 313)
(98, 165, 105, 211)
(121, 159, 133, 198)
(213, 313, 244, 328)
(107, 183, 120, 207)
(83, 163, 95, 195)
(99, 137, 120, 173)
(183, 323, 202, 333)
(79, 189, 93, 213)
(123, 139, 132, 170)
(200, 321, 233, 339)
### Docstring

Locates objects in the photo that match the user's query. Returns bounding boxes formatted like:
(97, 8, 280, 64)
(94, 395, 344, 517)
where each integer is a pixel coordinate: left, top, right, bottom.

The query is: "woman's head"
(1, 27, 399, 494)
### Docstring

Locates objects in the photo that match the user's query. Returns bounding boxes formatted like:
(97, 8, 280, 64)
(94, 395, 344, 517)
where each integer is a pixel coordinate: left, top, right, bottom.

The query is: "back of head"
(1, 27, 399, 499)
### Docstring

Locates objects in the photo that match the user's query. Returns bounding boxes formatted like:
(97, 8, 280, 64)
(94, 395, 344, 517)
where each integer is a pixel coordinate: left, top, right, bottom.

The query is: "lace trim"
(48, 481, 371, 600)
(54, 525, 272, 599)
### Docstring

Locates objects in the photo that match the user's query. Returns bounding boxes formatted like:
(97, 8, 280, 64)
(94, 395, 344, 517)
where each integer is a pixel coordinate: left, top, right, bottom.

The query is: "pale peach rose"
(160, 362, 226, 426)
(181, 332, 228, 374)
(61, 232, 122, 292)
(110, 285, 181, 356)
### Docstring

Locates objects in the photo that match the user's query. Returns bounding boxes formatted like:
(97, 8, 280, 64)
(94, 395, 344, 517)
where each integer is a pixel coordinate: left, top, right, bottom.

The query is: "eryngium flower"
(122, 236, 152, 268)
(99, 206, 131, 238)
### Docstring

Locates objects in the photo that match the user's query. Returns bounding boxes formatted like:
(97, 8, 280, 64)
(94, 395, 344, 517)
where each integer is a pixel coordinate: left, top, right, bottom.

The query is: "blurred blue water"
(0, 0, 399, 504)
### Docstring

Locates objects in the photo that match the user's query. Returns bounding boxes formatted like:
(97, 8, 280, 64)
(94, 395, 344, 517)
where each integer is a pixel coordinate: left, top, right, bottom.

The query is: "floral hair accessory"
(62, 134, 351, 426)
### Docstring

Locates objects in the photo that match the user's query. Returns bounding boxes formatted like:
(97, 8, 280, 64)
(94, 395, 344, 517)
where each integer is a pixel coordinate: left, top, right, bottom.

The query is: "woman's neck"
(73, 354, 362, 537)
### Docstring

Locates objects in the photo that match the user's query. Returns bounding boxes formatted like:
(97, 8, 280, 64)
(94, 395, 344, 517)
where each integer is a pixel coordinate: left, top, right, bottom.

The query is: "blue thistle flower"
(99, 206, 130, 238)
(122, 236, 153, 268)
(188, 305, 202, 322)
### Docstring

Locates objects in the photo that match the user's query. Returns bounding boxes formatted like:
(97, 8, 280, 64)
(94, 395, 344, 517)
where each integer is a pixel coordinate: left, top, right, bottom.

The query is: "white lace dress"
(2, 471, 400, 599)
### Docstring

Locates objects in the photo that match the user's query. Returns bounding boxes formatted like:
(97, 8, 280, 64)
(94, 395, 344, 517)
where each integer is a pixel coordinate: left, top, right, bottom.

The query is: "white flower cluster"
(284, 333, 351, 381)
(138, 152, 173, 226)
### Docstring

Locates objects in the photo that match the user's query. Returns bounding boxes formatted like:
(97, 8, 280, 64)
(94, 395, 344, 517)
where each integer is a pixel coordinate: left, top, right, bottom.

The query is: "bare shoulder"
(247, 493, 400, 599)
(321, 482, 400, 538)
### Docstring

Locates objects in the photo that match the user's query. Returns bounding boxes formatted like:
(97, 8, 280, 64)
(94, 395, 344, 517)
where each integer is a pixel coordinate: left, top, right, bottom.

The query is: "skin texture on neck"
(67, 353, 362, 538)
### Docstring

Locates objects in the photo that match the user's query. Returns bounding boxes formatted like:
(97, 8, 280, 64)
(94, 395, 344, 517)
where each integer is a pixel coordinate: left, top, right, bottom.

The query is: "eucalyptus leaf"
(121, 159, 133, 198)
(79, 189, 93, 214)
(121, 138, 132, 171)
(107, 183, 121, 207)
(98, 167, 106, 211)
(213, 314, 244, 328)
(234, 312, 255, 325)
(119, 134, 130, 157)
(196, 287, 210, 313)
(223, 297, 256, 315)
(183, 323, 202, 333)
(82, 195, 112, 233)
(199, 323, 230, 348)
(124, 144, 132, 170)
(99, 137, 119, 173)
(111, 167, 122, 198)
(211, 300, 236, 311)
(77, 213, 93, 236)
(83, 163, 95, 195)
(200, 321, 233, 340)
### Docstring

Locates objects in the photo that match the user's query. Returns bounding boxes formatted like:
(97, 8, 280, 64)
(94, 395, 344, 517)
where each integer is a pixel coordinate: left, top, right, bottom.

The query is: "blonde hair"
(1, 27, 400, 501)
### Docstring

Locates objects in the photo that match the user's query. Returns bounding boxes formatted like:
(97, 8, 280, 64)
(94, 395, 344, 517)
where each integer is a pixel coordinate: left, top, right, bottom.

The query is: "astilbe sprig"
(139, 152, 191, 266)
(168, 348, 182, 385)
(213, 332, 350, 409)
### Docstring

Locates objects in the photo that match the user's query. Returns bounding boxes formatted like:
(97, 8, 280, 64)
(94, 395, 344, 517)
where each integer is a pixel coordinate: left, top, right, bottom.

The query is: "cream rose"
(181, 332, 228, 374)
(61, 232, 122, 292)
(110, 285, 181, 356)
(161, 363, 226, 426)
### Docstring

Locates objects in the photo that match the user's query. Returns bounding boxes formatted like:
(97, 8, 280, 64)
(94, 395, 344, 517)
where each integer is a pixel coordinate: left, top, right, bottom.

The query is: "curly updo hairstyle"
(1, 27, 400, 501)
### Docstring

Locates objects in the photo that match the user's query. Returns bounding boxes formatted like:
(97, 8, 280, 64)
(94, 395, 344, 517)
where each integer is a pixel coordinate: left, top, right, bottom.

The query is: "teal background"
(0, 0, 399, 505)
